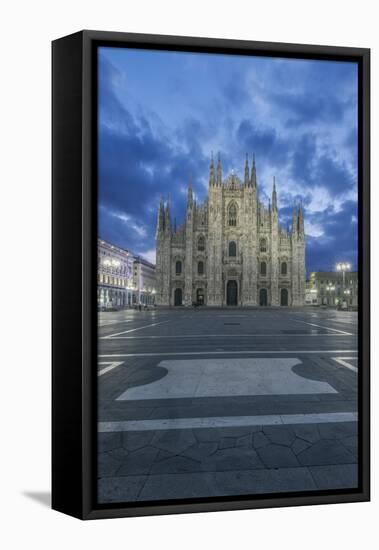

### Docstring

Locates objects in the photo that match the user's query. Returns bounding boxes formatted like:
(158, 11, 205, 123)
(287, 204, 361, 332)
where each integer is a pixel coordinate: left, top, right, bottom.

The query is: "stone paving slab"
(296, 439, 355, 467)
(211, 467, 318, 496)
(151, 430, 197, 454)
(122, 431, 155, 451)
(135, 467, 317, 501)
(182, 441, 219, 460)
(318, 421, 357, 440)
(256, 444, 300, 469)
(98, 462, 358, 503)
(292, 438, 312, 455)
(97, 421, 358, 502)
(138, 472, 219, 501)
(116, 446, 160, 476)
(263, 425, 297, 446)
(193, 426, 262, 441)
(98, 452, 122, 477)
(339, 435, 358, 459)
(292, 424, 321, 443)
(98, 432, 123, 453)
(99, 475, 147, 502)
(199, 447, 265, 472)
(309, 464, 358, 489)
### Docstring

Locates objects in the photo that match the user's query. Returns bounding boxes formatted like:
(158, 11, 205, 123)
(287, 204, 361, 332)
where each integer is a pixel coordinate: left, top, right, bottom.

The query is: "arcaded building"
(155, 155, 305, 307)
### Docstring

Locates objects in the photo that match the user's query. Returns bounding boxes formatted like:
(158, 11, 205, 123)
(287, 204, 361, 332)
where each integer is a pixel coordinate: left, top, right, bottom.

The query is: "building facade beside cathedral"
(155, 155, 305, 307)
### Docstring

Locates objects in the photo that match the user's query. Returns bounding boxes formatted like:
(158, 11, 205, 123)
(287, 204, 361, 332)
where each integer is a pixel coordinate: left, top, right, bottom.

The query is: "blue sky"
(98, 46, 358, 275)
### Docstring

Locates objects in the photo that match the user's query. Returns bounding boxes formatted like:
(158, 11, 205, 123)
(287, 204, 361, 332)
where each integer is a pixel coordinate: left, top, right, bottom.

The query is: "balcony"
(223, 253, 242, 265)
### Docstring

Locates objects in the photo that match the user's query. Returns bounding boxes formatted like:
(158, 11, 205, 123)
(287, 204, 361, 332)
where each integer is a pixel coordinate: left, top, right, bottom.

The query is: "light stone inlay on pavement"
(98, 412, 358, 432)
(116, 358, 337, 400)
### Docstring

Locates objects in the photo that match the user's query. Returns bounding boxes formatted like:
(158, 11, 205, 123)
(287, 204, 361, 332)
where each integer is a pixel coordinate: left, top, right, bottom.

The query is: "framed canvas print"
(52, 30, 370, 519)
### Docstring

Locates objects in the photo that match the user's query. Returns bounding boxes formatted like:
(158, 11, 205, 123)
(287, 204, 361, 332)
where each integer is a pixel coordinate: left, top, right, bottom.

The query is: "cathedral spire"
(157, 194, 165, 234)
(187, 175, 193, 209)
(165, 195, 171, 232)
(292, 204, 298, 235)
(217, 152, 222, 186)
(250, 153, 257, 188)
(272, 176, 278, 211)
(244, 153, 250, 186)
(209, 151, 215, 187)
(298, 201, 304, 235)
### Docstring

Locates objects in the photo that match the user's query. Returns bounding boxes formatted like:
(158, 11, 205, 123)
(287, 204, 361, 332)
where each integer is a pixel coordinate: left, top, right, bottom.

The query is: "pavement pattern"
(97, 307, 358, 503)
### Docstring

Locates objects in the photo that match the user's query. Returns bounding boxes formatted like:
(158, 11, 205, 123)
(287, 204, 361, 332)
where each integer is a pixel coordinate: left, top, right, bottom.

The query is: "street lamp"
(336, 262, 351, 292)
(336, 262, 351, 309)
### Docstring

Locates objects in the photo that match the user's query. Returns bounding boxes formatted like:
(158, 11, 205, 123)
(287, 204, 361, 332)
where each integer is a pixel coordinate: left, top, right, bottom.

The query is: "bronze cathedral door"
(227, 280, 238, 306)
(259, 288, 268, 306)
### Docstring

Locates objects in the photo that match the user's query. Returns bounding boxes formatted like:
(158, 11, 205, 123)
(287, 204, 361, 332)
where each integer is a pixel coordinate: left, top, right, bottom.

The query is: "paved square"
(97, 307, 358, 503)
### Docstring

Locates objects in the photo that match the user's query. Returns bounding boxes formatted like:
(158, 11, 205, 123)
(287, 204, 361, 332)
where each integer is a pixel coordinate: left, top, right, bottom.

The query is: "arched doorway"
(280, 288, 288, 306)
(259, 288, 268, 306)
(196, 288, 205, 305)
(227, 280, 238, 306)
(174, 288, 182, 306)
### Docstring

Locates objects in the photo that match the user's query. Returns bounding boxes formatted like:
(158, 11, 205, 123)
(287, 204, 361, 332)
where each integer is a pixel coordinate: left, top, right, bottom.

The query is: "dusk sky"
(98, 46, 358, 275)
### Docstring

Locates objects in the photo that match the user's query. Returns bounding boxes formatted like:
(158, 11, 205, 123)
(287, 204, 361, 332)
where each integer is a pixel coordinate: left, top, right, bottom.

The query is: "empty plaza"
(97, 307, 358, 503)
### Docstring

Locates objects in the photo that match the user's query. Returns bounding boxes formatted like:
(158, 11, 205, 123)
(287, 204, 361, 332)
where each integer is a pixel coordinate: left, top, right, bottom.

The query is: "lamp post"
(336, 262, 351, 308)
(336, 262, 351, 290)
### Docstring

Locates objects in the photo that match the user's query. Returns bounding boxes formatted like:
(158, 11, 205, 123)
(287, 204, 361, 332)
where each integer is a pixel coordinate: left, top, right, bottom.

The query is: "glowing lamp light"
(336, 262, 351, 271)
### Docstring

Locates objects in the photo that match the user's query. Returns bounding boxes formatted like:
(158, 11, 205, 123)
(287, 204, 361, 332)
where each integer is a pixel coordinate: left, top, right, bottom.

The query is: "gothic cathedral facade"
(155, 155, 305, 307)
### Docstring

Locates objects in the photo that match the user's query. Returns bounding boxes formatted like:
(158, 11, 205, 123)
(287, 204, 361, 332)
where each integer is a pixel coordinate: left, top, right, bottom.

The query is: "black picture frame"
(52, 30, 370, 520)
